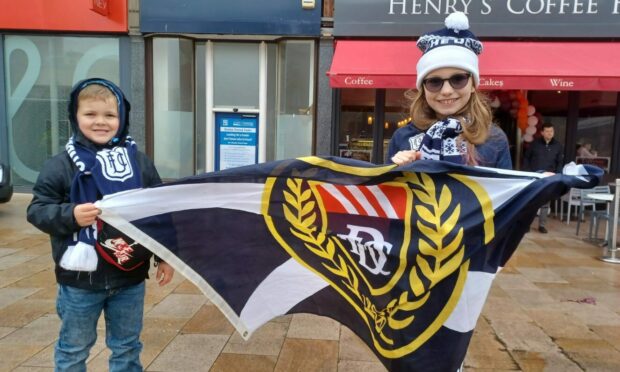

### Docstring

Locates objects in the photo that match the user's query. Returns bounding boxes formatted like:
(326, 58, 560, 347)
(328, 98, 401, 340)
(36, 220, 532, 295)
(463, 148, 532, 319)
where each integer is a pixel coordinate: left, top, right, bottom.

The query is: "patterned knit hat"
(416, 12, 482, 90)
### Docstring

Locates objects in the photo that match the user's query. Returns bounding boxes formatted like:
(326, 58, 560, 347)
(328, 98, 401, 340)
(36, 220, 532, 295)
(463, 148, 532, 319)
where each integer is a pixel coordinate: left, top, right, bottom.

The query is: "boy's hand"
(156, 262, 174, 286)
(74, 203, 100, 227)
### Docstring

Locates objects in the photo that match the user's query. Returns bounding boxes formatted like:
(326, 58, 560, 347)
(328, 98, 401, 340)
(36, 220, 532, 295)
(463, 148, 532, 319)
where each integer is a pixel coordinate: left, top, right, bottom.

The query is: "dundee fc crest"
(96, 147, 134, 182)
(263, 165, 495, 359)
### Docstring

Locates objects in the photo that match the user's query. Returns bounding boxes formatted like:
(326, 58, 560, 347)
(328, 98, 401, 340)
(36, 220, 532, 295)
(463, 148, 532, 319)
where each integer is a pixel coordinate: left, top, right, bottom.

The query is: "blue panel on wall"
(140, 0, 322, 36)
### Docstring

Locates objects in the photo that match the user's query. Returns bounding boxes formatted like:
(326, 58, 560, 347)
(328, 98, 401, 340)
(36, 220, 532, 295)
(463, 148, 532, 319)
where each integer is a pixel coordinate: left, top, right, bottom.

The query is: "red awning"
(327, 40, 620, 91)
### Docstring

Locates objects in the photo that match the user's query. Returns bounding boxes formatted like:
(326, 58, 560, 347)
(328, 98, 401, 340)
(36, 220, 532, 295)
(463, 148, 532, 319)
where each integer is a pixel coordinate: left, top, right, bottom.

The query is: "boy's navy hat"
(416, 12, 482, 90)
(68, 78, 131, 146)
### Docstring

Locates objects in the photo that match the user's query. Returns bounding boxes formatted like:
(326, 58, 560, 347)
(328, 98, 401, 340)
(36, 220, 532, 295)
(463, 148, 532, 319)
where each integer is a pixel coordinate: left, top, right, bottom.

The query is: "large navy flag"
(97, 157, 601, 372)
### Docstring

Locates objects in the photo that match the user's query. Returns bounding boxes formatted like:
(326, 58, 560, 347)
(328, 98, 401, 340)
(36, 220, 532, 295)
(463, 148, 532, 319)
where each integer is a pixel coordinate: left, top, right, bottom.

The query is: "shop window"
(274, 40, 314, 160)
(384, 89, 412, 161)
(152, 38, 195, 179)
(339, 89, 376, 162)
(265, 43, 278, 161)
(4, 35, 119, 187)
(576, 91, 617, 172)
(213, 43, 260, 109)
(528, 91, 568, 144)
(195, 42, 207, 174)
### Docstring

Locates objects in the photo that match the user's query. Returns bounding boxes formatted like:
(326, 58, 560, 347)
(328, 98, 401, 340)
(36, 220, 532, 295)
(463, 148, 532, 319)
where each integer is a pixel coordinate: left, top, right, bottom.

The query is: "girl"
(388, 12, 512, 170)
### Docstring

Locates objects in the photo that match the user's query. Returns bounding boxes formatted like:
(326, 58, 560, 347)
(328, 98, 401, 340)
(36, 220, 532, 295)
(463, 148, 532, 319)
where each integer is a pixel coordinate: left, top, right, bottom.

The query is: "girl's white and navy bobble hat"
(416, 12, 483, 90)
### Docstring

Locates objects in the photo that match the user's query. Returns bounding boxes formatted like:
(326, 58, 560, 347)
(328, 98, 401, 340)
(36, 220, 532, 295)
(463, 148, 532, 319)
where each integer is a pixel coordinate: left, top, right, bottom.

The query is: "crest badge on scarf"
(97, 147, 135, 182)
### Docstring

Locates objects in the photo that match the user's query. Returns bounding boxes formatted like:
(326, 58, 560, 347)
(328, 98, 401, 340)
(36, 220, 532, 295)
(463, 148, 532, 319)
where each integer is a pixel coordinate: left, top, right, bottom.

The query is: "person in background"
(577, 141, 597, 158)
(523, 122, 564, 233)
(27, 78, 174, 371)
(387, 12, 511, 170)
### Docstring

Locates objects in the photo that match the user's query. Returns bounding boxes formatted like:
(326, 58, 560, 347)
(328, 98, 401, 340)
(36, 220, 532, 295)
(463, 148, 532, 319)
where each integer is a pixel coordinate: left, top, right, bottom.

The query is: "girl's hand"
(391, 150, 421, 166)
(74, 203, 100, 227)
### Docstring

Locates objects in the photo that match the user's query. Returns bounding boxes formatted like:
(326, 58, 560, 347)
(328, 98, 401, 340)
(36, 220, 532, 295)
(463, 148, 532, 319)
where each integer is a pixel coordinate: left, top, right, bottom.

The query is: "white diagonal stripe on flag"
(320, 184, 359, 214)
(368, 185, 399, 219)
(345, 185, 378, 217)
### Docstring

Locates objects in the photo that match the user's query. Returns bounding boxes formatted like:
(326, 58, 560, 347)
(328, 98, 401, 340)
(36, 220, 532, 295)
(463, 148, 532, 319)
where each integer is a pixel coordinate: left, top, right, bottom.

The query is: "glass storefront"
(3, 35, 119, 186)
(576, 91, 617, 172)
(152, 38, 195, 179)
(150, 38, 315, 175)
(528, 91, 569, 145)
(336, 88, 619, 171)
(275, 40, 314, 160)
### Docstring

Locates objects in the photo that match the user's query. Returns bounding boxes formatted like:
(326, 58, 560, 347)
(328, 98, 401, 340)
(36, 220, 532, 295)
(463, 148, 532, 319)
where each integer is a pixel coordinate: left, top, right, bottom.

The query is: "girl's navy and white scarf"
(418, 117, 468, 165)
(60, 136, 142, 272)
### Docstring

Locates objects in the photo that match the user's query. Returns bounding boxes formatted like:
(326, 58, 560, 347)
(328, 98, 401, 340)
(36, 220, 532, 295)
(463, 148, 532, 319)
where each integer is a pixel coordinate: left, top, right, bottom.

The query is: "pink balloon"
(527, 105, 536, 116)
(525, 126, 537, 135)
(527, 116, 539, 126)
(523, 133, 534, 142)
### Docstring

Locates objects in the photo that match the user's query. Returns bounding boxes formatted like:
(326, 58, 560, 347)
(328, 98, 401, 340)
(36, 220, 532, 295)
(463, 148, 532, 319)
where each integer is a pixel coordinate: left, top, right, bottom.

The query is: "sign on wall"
(141, 0, 321, 35)
(91, 0, 109, 16)
(215, 113, 259, 171)
(0, 0, 126, 32)
(334, 0, 620, 37)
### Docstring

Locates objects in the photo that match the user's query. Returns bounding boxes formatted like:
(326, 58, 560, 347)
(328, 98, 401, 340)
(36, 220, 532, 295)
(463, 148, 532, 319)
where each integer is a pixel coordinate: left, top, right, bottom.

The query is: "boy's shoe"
(538, 226, 548, 234)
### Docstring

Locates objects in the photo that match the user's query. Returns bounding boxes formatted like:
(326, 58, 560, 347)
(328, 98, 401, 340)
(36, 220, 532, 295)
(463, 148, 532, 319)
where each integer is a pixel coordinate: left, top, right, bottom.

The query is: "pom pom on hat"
(444, 11, 469, 32)
(416, 12, 482, 90)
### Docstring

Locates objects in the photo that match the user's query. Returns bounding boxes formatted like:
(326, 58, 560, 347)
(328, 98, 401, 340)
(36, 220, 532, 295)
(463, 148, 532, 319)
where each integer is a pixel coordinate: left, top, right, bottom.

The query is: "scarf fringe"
(60, 241, 98, 272)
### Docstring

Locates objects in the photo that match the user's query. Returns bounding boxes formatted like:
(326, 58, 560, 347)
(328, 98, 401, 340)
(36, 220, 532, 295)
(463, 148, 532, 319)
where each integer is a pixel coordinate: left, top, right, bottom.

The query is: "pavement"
(1, 193, 620, 371)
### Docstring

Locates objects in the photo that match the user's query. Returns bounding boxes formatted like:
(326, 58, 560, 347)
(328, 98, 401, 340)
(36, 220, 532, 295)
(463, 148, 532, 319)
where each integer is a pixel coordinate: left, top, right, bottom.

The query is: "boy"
(27, 78, 174, 371)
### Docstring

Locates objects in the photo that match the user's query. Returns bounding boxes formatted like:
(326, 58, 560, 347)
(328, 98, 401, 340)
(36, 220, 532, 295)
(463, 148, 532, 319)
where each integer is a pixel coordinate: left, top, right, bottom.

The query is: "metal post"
(602, 178, 620, 263)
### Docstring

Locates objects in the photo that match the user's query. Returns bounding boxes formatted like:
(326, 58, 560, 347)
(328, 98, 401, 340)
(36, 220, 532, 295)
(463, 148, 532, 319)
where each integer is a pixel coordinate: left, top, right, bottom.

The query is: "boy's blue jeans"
(55, 282, 145, 372)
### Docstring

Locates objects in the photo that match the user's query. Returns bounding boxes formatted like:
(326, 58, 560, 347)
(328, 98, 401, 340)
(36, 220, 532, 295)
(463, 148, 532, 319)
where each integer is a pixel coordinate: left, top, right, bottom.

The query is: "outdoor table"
(587, 193, 613, 244)
(594, 181, 620, 264)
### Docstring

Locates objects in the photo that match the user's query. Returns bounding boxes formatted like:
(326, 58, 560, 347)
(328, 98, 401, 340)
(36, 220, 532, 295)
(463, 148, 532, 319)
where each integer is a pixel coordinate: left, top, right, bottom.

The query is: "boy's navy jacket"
(387, 122, 513, 169)
(27, 79, 161, 290)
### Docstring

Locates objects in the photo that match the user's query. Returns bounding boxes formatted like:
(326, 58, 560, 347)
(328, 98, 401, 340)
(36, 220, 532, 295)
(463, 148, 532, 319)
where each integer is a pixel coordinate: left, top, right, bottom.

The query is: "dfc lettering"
(338, 225, 393, 276)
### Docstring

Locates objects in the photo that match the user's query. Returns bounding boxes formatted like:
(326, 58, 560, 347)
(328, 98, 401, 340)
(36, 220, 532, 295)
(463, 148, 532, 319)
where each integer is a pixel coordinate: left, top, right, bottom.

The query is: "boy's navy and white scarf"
(60, 136, 142, 272)
(418, 117, 468, 164)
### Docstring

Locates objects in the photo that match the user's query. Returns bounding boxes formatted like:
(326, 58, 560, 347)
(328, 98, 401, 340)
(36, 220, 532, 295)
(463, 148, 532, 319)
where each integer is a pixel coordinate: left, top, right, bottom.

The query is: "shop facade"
(0, 0, 134, 189)
(321, 0, 620, 174)
(140, 0, 322, 179)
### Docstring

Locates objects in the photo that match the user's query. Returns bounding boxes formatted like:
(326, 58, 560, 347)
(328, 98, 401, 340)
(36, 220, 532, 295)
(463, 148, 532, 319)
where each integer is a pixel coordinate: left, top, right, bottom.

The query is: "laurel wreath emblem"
(282, 173, 465, 350)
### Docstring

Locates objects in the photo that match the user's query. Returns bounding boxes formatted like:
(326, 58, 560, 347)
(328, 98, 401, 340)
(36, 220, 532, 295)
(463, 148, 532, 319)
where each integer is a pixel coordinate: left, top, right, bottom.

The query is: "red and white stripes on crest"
(316, 184, 407, 220)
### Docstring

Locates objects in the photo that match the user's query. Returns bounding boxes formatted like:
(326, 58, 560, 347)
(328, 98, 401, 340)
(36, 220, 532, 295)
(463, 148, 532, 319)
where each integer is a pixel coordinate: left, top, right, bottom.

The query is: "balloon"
(525, 126, 537, 135)
(512, 100, 520, 108)
(523, 133, 534, 142)
(490, 96, 501, 108)
(527, 116, 539, 126)
(501, 102, 511, 110)
(527, 105, 536, 116)
(510, 108, 518, 117)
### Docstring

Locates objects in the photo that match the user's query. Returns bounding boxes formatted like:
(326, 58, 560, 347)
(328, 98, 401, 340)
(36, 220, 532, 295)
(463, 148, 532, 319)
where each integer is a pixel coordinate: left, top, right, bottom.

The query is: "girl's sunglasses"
(422, 73, 471, 93)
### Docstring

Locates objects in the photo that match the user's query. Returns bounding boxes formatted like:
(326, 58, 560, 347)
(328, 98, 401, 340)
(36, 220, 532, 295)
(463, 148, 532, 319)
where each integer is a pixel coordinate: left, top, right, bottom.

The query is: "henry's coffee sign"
(335, 0, 620, 37)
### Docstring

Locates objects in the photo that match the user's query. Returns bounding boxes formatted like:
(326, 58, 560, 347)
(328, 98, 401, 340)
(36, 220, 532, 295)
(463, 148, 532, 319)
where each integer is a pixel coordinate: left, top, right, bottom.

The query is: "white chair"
(576, 186, 611, 236)
(560, 188, 587, 224)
